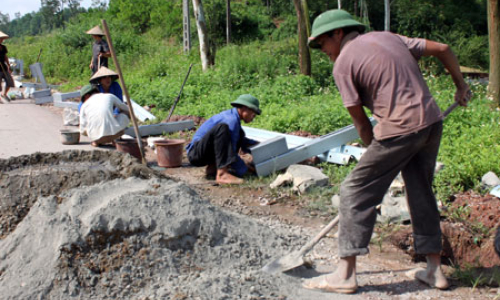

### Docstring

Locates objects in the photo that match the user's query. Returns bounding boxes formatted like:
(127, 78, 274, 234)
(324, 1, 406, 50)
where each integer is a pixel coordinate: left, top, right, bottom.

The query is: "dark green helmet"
(231, 94, 261, 115)
(308, 9, 366, 49)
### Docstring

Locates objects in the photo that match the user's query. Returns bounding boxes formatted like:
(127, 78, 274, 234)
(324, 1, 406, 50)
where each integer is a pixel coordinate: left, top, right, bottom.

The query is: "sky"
(1, 0, 103, 20)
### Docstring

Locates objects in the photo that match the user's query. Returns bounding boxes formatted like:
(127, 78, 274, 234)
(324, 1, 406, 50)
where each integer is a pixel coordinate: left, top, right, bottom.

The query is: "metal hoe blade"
(262, 215, 339, 274)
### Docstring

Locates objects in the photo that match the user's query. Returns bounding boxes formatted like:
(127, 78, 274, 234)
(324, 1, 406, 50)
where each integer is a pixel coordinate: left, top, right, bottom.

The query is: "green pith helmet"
(308, 9, 366, 49)
(80, 85, 98, 102)
(231, 94, 261, 115)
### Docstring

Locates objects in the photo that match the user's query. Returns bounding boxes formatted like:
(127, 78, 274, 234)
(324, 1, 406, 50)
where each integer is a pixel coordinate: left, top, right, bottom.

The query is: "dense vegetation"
(1, 0, 499, 202)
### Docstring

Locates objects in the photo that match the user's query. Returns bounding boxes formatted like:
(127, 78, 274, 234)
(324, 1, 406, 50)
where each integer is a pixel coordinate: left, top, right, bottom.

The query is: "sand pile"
(0, 151, 331, 300)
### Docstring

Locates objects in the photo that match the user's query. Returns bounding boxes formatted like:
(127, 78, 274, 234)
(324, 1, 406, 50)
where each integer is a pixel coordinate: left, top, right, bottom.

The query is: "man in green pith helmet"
(186, 94, 260, 185)
(303, 9, 472, 294)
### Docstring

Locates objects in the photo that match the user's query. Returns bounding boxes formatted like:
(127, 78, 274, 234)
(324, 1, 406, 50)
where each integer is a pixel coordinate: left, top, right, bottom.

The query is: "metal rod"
(166, 63, 193, 122)
(36, 49, 42, 63)
(101, 19, 147, 165)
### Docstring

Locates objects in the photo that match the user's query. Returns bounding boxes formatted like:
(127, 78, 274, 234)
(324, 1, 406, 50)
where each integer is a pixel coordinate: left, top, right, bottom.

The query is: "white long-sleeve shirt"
(79, 93, 130, 141)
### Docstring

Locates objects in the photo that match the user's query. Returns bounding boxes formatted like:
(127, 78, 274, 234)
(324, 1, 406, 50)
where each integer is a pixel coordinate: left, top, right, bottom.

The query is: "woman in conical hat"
(89, 66, 121, 97)
(0, 31, 14, 102)
(86, 26, 110, 75)
(78, 66, 125, 115)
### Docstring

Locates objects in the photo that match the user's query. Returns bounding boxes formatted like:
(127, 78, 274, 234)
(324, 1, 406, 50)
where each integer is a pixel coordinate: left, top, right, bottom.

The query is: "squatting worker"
(86, 26, 111, 75)
(79, 85, 131, 147)
(0, 31, 14, 102)
(186, 94, 260, 185)
(303, 10, 472, 294)
(84, 66, 124, 116)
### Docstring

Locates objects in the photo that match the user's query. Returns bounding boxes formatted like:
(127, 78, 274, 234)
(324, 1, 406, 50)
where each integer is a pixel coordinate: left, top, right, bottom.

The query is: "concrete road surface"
(0, 99, 98, 159)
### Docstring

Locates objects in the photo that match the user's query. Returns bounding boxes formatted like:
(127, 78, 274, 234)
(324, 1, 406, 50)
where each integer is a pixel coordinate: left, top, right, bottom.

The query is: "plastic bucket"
(60, 129, 80, 145)
(115, 139, 142, 160)
(154, 139, 185, 167)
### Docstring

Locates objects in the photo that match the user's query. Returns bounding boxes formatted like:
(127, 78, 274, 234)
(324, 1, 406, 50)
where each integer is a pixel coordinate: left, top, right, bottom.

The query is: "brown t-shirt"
(333, 31, 443, 140)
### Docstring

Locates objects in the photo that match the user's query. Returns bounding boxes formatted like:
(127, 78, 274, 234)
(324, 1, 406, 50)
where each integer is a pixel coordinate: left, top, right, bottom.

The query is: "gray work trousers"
(338, 121, 443, 257)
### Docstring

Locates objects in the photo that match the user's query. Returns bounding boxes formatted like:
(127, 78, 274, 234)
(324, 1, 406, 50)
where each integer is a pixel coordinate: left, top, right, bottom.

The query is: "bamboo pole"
(101, 19, 147, 165)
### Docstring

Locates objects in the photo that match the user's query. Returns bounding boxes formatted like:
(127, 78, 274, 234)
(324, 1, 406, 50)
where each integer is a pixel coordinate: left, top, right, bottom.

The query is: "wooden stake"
(101, 19, 147, 165)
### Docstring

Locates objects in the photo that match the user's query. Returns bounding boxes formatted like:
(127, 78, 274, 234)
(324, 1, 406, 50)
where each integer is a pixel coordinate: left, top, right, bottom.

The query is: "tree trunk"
(301, 0, 310, 37)
(384, 0, 390, 31)
(192, 0, 212, 71)
(293, 0, 311, 76)
(488, 0, 500, 105)
(337, 0, 341, 9)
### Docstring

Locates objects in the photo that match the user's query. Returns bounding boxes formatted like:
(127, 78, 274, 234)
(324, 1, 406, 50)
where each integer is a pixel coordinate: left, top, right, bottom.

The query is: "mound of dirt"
(390, 191, 500, 269)
(0, 151, 333, 300)
(0, 150, 154, 239)
(166, 115, 206, 126)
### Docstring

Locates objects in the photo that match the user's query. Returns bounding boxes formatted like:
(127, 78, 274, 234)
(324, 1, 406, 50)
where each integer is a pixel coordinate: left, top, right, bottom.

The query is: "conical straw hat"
(86, 25, 104, 36)
(0, 31, 9, 39)
(90, 66, 119, 84)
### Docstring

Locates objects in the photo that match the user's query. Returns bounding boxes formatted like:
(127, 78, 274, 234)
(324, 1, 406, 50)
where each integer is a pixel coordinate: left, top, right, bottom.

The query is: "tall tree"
(293, 0, 311, 76)
(192, 0, 213, 71)
(41, 0, 61, 31)
(488, 0, 500, 105)
(0, 12, 9, 25)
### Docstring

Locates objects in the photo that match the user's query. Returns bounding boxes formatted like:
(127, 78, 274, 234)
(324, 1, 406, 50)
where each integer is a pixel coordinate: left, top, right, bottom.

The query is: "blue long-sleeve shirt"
(186, 108, 257, 176)
(78, 82, 124, 115)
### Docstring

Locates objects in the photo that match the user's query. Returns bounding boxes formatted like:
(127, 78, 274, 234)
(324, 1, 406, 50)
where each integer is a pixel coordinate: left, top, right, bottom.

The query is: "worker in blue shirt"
(186, 94, 261, 184)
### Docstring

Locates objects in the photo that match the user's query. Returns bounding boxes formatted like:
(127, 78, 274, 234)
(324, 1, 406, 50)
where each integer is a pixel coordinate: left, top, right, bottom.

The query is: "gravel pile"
(0, 151, 331, 300)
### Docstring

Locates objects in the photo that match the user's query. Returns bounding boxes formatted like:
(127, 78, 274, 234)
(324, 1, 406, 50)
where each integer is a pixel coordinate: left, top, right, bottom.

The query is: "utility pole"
(384, 0, 390, 31)
(183, 0, 191, 53)
(226, 0, 231, 44)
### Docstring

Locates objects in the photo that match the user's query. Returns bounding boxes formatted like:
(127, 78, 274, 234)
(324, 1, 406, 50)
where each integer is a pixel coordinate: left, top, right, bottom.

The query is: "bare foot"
(91, 141, 100, 147)
(414, 267, 449, 290)
(303, 272, 357, 294)
(216, 169, 243, 184)
(0, 94, 10, 103)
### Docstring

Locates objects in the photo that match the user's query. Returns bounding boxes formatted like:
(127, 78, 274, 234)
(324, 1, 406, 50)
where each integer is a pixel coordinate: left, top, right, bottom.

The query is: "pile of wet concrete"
(0, 151, 329, 299)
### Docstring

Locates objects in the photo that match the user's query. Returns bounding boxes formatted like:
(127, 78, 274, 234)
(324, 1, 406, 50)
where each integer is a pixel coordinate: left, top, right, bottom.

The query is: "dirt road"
(0, 98, 96, 159)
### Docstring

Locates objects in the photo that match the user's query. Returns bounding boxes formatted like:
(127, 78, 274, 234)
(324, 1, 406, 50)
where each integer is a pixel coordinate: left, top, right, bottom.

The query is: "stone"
(286, 164, 329, 194)
(269, 173, 293, 189)
(379, 194, 410, 223)
(482, 171, 500, 188)
(331, 194, 341, 209)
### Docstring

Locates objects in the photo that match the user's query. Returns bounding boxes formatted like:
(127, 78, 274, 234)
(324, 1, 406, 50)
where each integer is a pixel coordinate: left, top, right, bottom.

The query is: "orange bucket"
(115, 139, 142, 160)
(154, 139, 185, 167)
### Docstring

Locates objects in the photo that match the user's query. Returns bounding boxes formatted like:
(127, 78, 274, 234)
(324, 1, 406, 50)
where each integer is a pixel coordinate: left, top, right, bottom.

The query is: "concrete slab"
(124, 120, 194, 137)
(250, 136, 288, 165)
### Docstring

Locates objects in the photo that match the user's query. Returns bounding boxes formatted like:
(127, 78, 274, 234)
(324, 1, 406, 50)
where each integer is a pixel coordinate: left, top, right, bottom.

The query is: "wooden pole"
(488, 0, 500, 105)
(101, 19, 147, 165)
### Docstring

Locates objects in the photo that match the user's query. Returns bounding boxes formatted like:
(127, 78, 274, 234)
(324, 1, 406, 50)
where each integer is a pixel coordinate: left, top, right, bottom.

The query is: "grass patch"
(450, 264, 500, 288)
